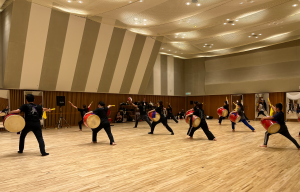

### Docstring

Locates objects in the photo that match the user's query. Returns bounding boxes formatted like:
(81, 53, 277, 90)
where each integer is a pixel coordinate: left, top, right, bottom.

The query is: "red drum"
(261, 119, 280, 134)
(148, 111, 160, 122)
(217, 107, 228, 117)
(187, 115, 201, 128)
(3, 114, 26, 132)
(83, 113, 101, 129)
(128, 97, 132, 103)
(185, 110, 194, 124)
(229, 112, 241, 123)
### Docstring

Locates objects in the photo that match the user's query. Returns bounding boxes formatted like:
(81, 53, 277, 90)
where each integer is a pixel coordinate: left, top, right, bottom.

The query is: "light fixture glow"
(186, 2, 190, 5)
(79, 1, 82, 3)
(224, 23, 227, 25)
(292, 4, 298, 7)
(197, 3, 201, 6)
(68, 0, 71, 2)
(259, 34, 262, 35)
(249, 36, 251, 38)
(134, 18, 138, 21)
(144, 24, 146, 25)
(232, 23, 235, 25)
(144, 19, 147, 21)
(227, 19, 230, 21)
(235, 19, 239, 21)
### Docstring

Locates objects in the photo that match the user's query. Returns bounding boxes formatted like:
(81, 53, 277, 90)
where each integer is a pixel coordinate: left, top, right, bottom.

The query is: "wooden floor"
(1, 119, 300, 192)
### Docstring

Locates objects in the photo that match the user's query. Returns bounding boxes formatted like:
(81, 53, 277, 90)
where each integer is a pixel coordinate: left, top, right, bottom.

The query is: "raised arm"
(88, 101, 93, 109)
(43, 108, 52, 112)
(68, 101, 77, 109)
(8, 109, 21, 114)
(130, 101, 138, 108)
(107, 105, 114, 109)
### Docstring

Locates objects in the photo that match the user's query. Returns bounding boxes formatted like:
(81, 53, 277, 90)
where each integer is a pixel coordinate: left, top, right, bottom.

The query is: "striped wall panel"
(3, 0, 161, 95)
(145, 54, 185, 96)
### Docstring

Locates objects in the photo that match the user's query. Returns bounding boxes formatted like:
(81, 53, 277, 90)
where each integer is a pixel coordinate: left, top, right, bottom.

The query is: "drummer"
(147, 100, 174, 135)
(218, 101, 229, 125)
(85, 101, 116, 145)
(1, 105, 9, 120)
(231, 103, 255, 132)
(260, 103, 300, 149)
(186, 103, 216, 140)
(167, 104, 178, 123)
(8, 94, 52, 156)
(69, 101, 92, 131)
(131, 99, 152, 128)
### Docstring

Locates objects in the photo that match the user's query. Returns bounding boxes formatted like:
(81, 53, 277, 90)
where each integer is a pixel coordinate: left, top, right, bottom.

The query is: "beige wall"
(205, 40, 300, 95)
(184, 58, 206, 96)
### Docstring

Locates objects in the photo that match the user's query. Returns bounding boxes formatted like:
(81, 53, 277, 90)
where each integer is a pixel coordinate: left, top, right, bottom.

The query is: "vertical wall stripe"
(174, 58, 185, 96)
(19, 3, 51, 89)
(39, 10, 69, 91)
(85, 23, 114, 93)
(109, 31, 136, 93)
(119, 34, 147, 94)
(161, 54, 168, 95)
(56, 15, 85, 91)
(153, 54, 161, 95)
(129, 37, 155, 94)
(71, 19, 100, 92)
(138, 40, 162, 94)
(145, 72, 154, 95)
(97, 28, 126, 93)
(167, 56, 174, 95)
(4, 0, 31, 88)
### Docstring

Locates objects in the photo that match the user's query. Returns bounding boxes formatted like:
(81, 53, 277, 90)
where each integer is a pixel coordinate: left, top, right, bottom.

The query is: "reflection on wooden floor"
(0, 119, 300, 192)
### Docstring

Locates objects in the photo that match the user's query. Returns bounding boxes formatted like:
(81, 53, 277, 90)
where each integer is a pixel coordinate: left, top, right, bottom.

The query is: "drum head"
(222, 109, 228, 117)
(153, 113, 160, 122)
(268, 123, 280, 134)
(87, 115, 101, 129)
(0, 112, 6, 116)
(4, 115, 25, 132)
(193, 118, 201, 128)
(235, 116, 241, 123)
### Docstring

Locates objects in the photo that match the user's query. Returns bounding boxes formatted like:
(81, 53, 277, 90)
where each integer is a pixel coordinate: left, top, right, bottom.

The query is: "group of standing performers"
(5, 95, 300, 157)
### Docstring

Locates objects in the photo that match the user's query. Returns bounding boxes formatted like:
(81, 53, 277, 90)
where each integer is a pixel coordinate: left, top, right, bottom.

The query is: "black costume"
(187, 108, 215, 140)
(18, 103, 47, 155)
(77, 108, 89, 130)
(149, 106, 174, 134)
(92, 107, 115, 144)
(167, 106, 178, 123)
(134, 104, 151, 128)
(218, 104, 229, 124)
(263, 111, 300, 148)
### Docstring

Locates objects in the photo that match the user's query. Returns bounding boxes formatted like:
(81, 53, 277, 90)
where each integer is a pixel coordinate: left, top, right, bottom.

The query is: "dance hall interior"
(1, 0, 300, 191)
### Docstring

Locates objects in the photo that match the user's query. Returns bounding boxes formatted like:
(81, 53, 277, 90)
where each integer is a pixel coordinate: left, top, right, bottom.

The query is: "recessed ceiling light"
(224, 23, 227, 25)
(144, 24, 146, 25)
(135, 23, 137, 24)
(144, 19, 147, 21)
(139, 0, 143, 2)
(175, 36, 178, 38)
(169, 50, 171, 51)
(197, 3, 201, 6)
(255, 37, 258, 38)
(211, 44, 213, 45)
(182, 37, 185, 38)
(79, 1, 82, 3)
(203, 46, 205, 47)
(235, 19, 239, 21)
(232, 23, 235, 25)
(205, 44, 207, 45)
(134, 18, 138, 21)
(252, 33, 255, 35)
(259, 34, 262, 35)
(227, 19, 230, 21)
(129, 1, 132, 3)
(292, 4, 298, 7)
(186, 2, 190, 5)
(68, 0, 71, 2)
(248, 36, 251, 38)
(183, 34, 186, 36)
(162, 48, 164, 49)
(240, 2, 243, 4)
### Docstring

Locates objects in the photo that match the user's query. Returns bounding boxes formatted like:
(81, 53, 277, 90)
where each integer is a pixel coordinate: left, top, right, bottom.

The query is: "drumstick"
(51, 108, 55, 110)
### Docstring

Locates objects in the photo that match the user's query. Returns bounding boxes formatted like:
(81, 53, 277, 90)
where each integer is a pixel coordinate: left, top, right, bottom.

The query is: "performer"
(1, 105, 9, 120)
(218, 101, 229, 125)
(176, 109, 185, 119)
(231, 103, 255, 132)
(86, 101, 116, 145)
(131, 100, 151, 128)
(167, 104, 178, 123)
(148, 100, 174, 135)
(69, 101, 92, 131)
(187, 103, 216, 140)
(260, 103, 300, 149)
(8, 94, 52, 156)
(257, 102, 266, 117)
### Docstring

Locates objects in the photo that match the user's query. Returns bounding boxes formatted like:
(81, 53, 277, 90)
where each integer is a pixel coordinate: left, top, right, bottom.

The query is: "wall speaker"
(56, 96, 65, 106)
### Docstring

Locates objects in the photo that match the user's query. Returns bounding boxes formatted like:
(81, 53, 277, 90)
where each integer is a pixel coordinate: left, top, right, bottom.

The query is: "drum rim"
(153, 113, 160, 122)
(86, 114, 100, 128)
(193, 116, 201, 127)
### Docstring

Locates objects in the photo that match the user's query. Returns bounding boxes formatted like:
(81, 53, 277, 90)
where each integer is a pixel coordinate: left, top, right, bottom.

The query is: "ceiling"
(2, 0, 300, 58)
